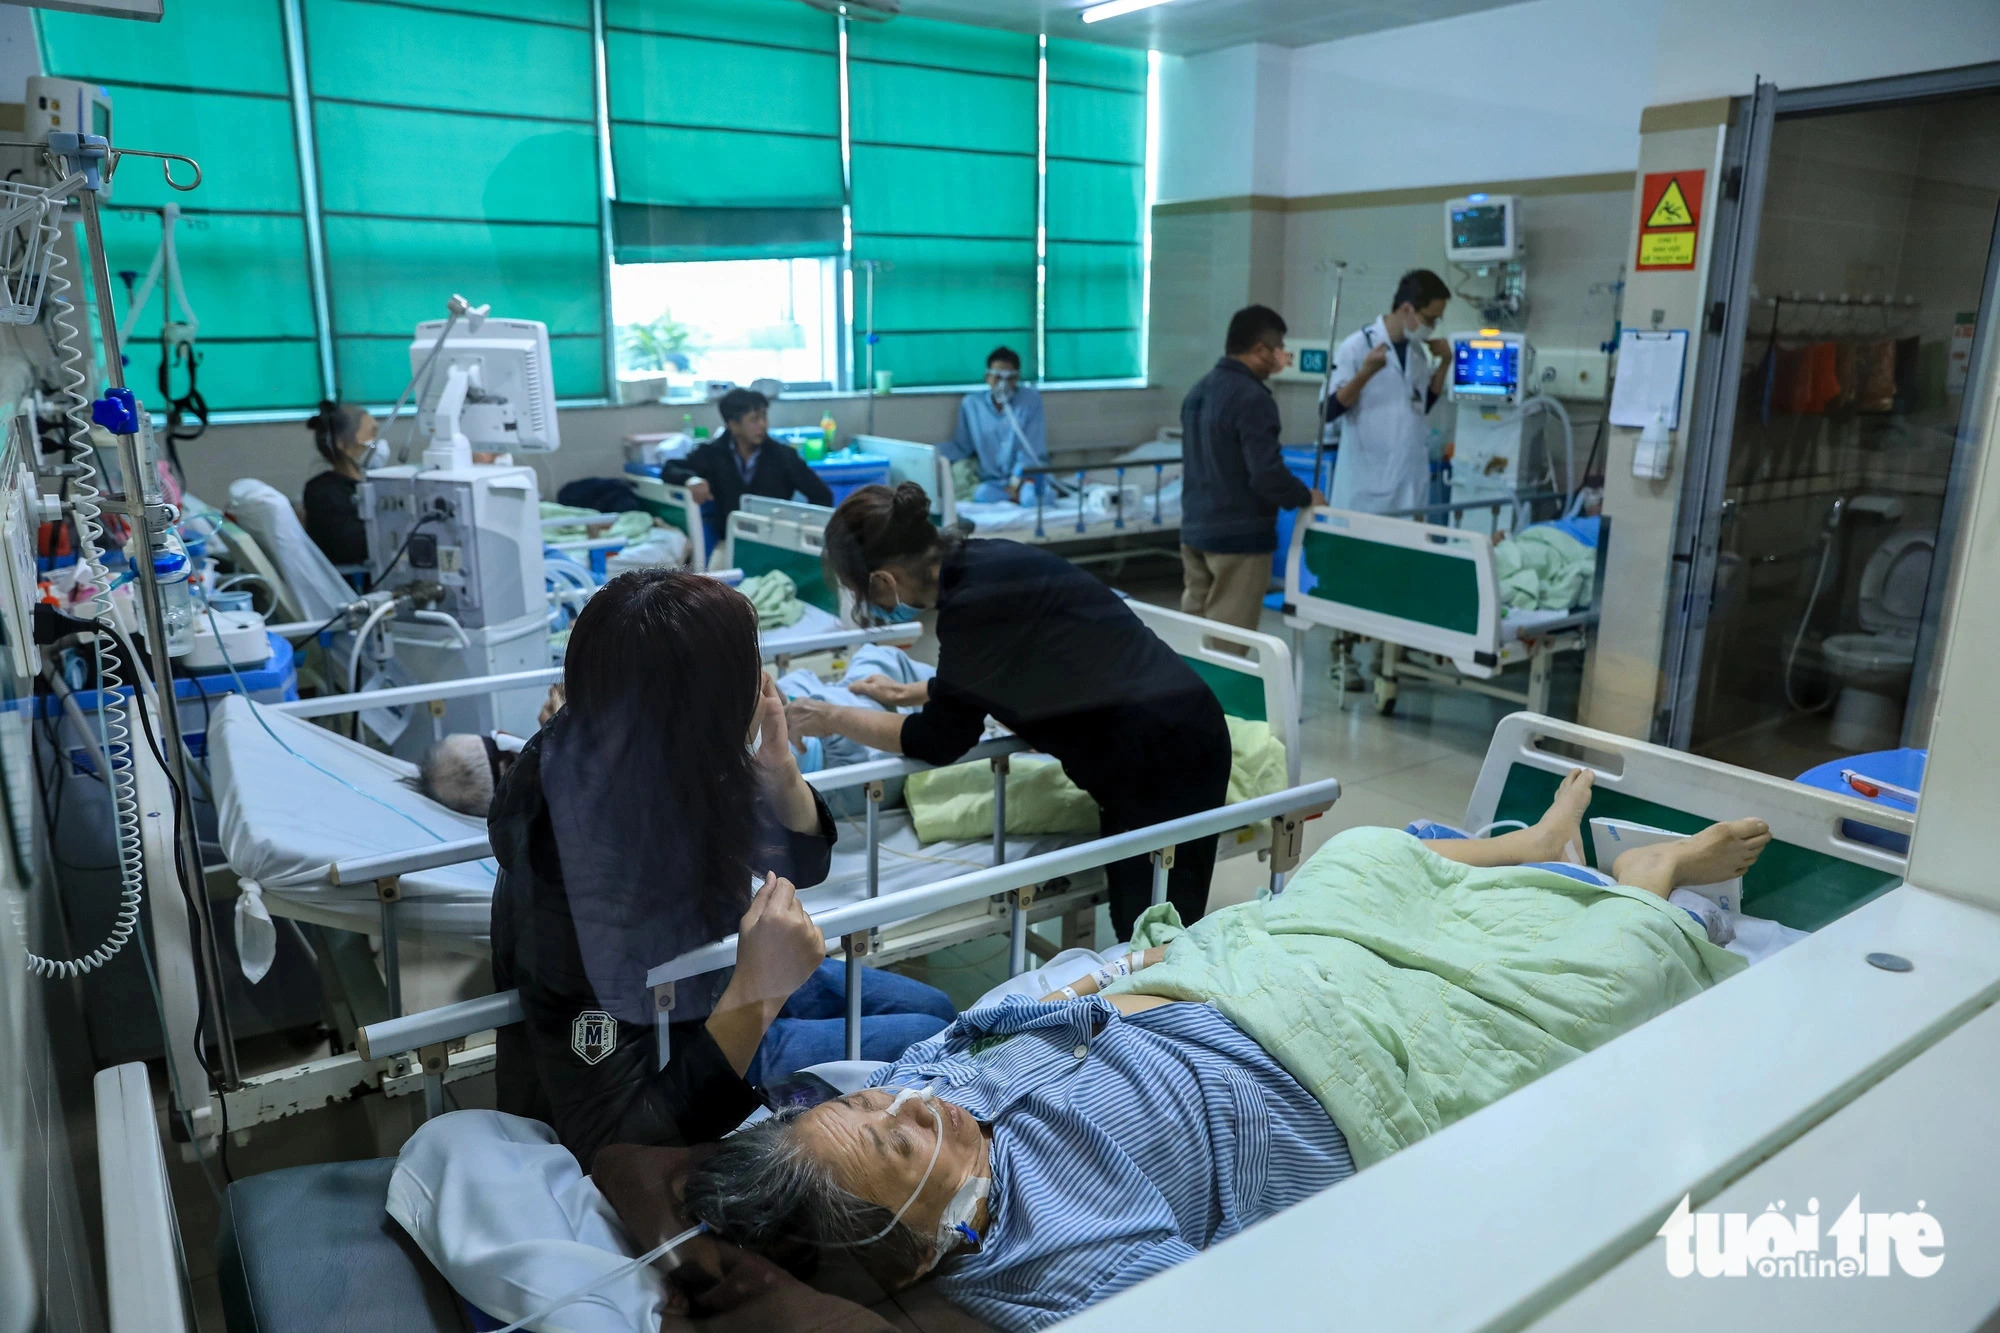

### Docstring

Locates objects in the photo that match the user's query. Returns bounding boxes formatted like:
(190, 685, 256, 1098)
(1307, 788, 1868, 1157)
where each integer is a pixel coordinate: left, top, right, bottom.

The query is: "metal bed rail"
(358, 776, 1339, 1114)
(1017, 448, 1183, 538)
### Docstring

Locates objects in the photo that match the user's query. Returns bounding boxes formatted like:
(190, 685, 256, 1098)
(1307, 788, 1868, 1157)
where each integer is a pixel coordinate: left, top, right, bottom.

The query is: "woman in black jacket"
(489, 569, 950, 1163)
(300, 400, 382, 566)
(787, 483, 1234, 940)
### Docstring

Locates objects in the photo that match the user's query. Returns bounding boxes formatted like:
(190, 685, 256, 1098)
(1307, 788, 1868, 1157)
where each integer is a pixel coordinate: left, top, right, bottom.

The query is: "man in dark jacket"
(661, 387, 834, 523)
(1178, 305, 1324, 632)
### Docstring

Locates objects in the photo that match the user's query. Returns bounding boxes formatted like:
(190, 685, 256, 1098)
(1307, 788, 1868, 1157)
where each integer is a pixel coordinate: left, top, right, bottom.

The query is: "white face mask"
(1408, 318, 1436, 343)
(358, 437, 390, 469)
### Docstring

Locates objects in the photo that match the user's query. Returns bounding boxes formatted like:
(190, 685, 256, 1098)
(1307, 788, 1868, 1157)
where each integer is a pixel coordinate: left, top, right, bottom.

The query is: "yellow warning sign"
(1645, 177, 1695, 229)
(1638, 230, 1697, 267)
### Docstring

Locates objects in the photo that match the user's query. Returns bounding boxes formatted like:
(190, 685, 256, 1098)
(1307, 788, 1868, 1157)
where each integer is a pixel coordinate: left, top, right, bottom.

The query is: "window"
(33, 1, 1152, 415)
(612, 257, 839, 391)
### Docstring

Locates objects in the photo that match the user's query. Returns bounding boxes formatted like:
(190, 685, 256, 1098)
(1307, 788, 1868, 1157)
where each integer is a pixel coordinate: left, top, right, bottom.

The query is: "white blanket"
(209, 696, 497, 976)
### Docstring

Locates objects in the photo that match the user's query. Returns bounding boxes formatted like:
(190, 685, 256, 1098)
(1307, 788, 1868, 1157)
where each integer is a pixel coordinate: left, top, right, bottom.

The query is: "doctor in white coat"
(1325, 268, 1452, 514)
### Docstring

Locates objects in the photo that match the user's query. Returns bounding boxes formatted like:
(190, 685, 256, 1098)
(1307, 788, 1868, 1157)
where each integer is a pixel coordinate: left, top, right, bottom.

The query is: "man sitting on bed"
(681, 770, 1770, 1331)
(944, 346, 1047, 506)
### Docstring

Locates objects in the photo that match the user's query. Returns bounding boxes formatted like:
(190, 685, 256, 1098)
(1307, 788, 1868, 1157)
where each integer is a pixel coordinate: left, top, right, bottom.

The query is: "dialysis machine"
(1447, 329, 1542, 536)
(361, 311, 560, 759)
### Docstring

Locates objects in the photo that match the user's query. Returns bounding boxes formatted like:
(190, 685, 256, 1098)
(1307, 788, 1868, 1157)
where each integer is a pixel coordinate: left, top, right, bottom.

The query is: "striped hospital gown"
(866, 996, 1355, 1331)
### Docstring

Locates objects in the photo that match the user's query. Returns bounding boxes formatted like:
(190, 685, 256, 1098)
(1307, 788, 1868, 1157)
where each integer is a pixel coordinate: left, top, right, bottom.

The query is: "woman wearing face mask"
(301, 399, 385, 566)
(786, 483, 1233, 940)
(1324, 267, 1452, 517)
(487, 569, 957, 1164)
(944, 346, 1047, 504)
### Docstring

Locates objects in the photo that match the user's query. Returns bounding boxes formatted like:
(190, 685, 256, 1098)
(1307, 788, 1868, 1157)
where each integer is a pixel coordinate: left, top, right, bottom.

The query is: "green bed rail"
(737, 540, 835, 614)
(1301, 528, 1480, 636)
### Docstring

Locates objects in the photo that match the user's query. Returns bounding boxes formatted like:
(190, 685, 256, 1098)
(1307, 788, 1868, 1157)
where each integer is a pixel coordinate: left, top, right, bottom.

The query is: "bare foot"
(1524, 768, 1595, 863)
(1612, 819, 1772, 900)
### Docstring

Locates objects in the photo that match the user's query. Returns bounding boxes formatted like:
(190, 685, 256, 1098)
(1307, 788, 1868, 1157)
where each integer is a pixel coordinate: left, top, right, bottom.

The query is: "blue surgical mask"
(878, 602, 922, 624)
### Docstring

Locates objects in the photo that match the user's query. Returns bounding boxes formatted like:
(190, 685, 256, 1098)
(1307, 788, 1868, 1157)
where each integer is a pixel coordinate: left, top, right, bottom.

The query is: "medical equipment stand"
(70, 142, 243, 1090)
(1313, 260, 1348, 482)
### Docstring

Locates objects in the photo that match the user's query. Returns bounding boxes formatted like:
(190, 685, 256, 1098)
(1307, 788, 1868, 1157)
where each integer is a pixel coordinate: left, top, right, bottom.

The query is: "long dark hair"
(822, 482, 955, 622)
(307, 399, 364, 466)
(555, 569, 764, 961)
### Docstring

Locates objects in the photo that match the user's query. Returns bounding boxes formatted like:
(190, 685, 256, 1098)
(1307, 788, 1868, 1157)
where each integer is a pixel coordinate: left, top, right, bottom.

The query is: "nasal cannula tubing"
(488, 1223, 706, 1333)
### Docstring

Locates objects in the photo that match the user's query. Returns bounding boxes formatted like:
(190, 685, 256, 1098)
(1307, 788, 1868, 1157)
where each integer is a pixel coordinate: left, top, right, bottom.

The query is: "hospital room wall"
(178, 384, 1174, 510)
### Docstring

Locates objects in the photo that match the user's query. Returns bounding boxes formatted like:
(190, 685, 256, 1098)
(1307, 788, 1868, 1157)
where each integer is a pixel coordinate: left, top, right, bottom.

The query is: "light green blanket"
(1111, 826, 1744, 1167)
(1493, 525, 1593, 611)
(539, 501, 654, 545)
(739, 569, 805, 630)
(902, 716, 1287, 843)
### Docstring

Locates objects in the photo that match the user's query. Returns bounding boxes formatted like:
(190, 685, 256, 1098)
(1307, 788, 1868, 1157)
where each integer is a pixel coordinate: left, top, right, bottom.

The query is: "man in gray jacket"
(1178, 305, 1324, 632)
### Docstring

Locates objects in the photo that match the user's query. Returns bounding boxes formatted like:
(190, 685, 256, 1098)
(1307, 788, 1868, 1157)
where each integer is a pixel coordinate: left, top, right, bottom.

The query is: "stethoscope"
(1360, 325, 1428, 413)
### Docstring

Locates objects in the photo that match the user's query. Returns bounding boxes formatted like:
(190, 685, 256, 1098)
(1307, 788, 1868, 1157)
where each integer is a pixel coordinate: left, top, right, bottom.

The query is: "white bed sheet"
(808, 806, 1086, 909)
(1498, 606, 1592, 642)
(958, 473, 1183, 539)
(209, 696, 499, 961)
(758, 602, 843, 652)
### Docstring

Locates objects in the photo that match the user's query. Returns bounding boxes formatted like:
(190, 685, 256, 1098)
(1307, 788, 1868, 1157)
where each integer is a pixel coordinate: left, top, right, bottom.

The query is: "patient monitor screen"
(1450, 203, 1509, 253)
(1453, 339, 1520, 397)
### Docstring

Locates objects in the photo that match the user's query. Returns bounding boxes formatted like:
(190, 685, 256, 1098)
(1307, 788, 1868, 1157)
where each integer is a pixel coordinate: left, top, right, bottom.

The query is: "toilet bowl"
(1822, 527, 1934, 750)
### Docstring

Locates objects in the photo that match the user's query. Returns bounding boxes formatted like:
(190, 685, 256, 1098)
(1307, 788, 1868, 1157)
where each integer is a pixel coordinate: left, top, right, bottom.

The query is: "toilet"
(1820, 527, 1935, 750)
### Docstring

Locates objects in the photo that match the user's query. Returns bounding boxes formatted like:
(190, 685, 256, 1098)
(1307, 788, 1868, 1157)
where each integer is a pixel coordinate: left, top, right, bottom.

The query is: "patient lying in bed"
(682, 772, 1771, 1331)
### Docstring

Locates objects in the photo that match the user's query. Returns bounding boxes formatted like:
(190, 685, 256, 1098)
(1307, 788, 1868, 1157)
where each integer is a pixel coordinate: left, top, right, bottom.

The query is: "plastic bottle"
(152, 532, 195, 657)
(819, 411, 838, 458)
(1633, 410, 1672, 481)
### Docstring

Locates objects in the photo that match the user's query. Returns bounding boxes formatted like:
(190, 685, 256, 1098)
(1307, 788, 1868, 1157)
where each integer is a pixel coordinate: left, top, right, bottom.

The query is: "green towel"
(739, 569, 805, 630)
(1111, 826, 1744, 1167)
(902, 717, 1287, 843)
(1493, 525, 1594, 611)
(540, 502, 654, 545)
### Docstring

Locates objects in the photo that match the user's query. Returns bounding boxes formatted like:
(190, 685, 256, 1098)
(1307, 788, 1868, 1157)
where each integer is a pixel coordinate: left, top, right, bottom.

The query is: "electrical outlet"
(1534, 347, 1610, 402)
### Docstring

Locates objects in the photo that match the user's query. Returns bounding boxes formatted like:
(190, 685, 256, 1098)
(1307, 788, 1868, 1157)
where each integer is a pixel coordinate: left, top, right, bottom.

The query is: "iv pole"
(70, 139, 242, 1088)
(1312, 260, 1348, 493)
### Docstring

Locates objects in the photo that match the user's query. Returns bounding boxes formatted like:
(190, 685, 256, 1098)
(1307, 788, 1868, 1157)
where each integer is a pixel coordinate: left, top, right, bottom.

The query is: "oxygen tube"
(487, 1224, 707, 1333)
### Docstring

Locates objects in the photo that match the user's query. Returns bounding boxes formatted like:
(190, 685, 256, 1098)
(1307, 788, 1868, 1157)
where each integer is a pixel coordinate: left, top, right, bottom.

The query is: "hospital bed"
(191, 600, 1295, 1134)
(857, 432, 1185, 566)
(107, 710, 1936, 1333)
(1282, 501, 1606, 716)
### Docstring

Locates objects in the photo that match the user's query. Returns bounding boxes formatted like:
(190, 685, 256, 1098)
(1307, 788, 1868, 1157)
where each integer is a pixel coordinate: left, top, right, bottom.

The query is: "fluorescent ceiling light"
(1081, 0, 1174, 23)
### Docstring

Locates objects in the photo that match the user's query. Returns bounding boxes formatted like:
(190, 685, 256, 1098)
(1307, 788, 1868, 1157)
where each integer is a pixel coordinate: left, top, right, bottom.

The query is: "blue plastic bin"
(35, 632, 299, 763)
(809, 451, 891, 506)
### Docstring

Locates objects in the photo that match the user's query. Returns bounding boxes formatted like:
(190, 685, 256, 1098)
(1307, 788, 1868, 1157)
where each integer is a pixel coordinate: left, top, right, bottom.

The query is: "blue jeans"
(747, 960, 957, 1087)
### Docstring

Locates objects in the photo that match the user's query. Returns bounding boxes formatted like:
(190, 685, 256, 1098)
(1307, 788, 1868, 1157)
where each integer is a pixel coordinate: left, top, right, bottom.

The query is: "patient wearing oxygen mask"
(681, 770, 1774, 1331)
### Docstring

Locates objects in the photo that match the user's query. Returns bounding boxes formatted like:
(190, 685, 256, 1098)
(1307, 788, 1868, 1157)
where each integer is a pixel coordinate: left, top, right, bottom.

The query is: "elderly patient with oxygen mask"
(678, 770, 1773, 1331)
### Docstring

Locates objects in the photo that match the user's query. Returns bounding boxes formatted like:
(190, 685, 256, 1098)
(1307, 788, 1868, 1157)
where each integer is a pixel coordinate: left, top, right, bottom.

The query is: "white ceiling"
(888, 0, 1534, 57)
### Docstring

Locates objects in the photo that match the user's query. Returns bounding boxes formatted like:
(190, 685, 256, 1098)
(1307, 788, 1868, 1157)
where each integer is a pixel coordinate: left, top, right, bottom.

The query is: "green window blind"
(604, 0, 841, 263)
(36, 0, 324, 412)
(1043, 38, 1146, 382)
(848, 17, 1037, 387)
(304, 0, 607, 401)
